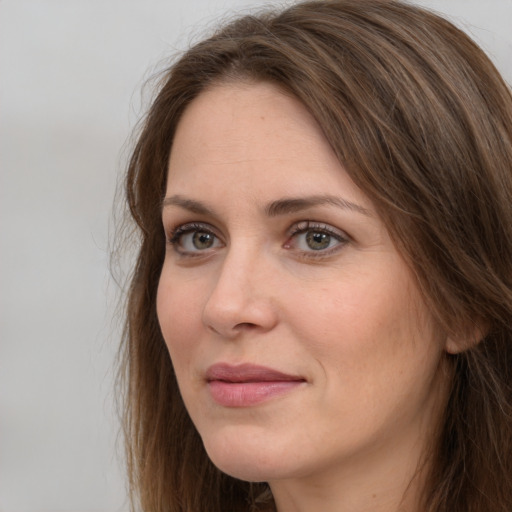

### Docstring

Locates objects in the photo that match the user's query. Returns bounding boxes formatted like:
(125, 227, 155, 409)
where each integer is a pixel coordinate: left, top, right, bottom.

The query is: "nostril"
(206, 321, 260, 337)
(234, 322, 258, 330)
(208, 322, 255, 332)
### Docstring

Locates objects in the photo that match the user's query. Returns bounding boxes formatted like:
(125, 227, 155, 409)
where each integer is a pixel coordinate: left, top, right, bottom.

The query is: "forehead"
(170, 81, 326, 165)
(166, 81, 370, 207)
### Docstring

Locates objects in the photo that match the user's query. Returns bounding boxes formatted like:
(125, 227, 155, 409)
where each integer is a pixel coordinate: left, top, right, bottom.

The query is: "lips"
(205, 363, 306, 407)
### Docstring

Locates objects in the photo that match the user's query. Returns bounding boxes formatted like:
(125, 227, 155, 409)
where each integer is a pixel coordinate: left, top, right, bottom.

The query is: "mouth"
(205, 363, 306, 407)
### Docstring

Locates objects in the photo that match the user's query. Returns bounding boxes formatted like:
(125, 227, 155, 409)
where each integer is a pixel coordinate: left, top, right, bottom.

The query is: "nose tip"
(201, 258, 278, 339)
(202, 288, 278, 339)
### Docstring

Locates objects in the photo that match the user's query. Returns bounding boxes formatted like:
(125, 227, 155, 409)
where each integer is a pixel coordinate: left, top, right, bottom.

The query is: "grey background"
(1, 1, 511, 511)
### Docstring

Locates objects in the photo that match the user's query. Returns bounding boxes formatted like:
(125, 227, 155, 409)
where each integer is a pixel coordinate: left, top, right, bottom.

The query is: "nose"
(201, 245, 279, 339)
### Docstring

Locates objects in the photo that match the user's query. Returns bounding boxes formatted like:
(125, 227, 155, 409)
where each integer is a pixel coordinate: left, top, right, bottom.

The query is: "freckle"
(372, 493, 377, 499)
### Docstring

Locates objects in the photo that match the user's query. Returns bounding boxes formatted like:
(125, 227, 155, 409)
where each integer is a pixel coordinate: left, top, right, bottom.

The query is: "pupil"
(306, 231, 330, 250)
(193, 232, 213, 249)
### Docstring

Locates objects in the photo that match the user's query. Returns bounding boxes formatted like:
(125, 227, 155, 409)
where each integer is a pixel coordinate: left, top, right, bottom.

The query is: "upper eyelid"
(166, 219, 348, 234)
(288, 221, 350, 239)
(166, 221, 219, 238)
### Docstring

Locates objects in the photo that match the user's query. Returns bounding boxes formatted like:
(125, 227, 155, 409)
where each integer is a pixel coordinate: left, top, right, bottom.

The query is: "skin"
(157, 81, 452, 512)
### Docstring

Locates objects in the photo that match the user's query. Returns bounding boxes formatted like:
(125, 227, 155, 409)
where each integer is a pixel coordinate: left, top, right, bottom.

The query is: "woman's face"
(157, 82, 450, 486)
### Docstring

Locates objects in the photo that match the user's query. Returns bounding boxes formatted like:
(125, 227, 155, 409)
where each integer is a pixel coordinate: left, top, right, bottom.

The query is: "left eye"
(183, 231, 219, 251)
(310, 231, 336, 250)
(286, 222, 348, 253)
(169, 224, 223, 253)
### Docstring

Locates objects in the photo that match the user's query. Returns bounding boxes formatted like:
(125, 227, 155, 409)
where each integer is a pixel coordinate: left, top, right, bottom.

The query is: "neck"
(270, 441, 428, 512)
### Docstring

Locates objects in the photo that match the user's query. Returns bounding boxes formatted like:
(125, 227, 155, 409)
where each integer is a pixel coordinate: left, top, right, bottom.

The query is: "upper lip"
(205, 363, 305, 383)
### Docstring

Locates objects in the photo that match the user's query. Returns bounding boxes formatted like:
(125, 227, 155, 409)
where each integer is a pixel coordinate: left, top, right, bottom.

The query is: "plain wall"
(1, 1, 511, 511)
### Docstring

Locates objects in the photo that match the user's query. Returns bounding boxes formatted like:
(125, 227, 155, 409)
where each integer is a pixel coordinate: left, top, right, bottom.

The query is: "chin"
(201, 428, 299, 482)
(209, 457, 273, 482)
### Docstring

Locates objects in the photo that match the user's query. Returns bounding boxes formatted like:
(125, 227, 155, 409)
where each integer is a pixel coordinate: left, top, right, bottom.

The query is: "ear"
(445, 319, 488, 354)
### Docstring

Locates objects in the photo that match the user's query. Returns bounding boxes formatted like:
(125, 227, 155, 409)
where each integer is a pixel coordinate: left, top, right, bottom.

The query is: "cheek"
(156, 271, 205, 367)
(286, 262, 440, 379)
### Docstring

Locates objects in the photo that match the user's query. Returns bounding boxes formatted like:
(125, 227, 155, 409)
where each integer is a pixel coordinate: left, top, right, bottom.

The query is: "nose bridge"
(202, 238, 277, 337)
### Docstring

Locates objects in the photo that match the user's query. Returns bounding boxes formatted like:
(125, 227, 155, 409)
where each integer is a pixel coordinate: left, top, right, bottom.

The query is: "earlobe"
(444, 321, 488, 354)
(445, 337, 470, 355)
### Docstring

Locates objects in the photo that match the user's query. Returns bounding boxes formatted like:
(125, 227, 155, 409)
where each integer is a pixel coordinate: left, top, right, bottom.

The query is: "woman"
(119, 1, 512, 510)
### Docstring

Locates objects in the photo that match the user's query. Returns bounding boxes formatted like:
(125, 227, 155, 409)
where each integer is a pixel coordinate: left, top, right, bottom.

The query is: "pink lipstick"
(205, 363, 306, 407)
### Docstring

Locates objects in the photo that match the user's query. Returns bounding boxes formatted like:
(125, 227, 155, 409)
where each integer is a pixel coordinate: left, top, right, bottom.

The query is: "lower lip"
(208, 380, 304, 407)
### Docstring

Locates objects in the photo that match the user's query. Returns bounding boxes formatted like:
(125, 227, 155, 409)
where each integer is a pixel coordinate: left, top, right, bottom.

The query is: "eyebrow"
(264, 195, 372, 217)
(162, 194, 371, 217)
(162, 195, 214, 216)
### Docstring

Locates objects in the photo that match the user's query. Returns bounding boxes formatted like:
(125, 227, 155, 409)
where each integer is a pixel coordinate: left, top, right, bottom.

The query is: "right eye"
(168, 223, 223, 254)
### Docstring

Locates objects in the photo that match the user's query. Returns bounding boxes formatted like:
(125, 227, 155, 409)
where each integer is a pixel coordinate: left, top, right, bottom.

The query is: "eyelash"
(285, 221, 349, 258)
(166, 220, 349, 258)
(167, 222, 221, 256)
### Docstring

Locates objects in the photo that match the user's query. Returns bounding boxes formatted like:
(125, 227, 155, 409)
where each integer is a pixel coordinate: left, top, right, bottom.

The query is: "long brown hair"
(119, 1, 512, 510)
